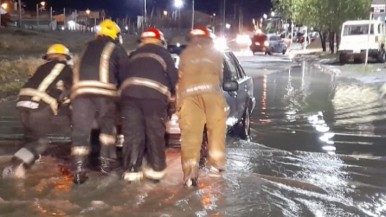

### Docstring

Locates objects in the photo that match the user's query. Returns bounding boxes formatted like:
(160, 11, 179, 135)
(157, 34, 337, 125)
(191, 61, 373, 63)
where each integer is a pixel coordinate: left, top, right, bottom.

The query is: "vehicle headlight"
(264, 41, 269, 47)
(214, 37, 228, 51)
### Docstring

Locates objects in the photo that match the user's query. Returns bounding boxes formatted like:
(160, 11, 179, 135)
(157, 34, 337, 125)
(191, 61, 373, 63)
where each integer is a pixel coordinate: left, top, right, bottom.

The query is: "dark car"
(166, 47, 256, 146)
(249, 33, 269, 54)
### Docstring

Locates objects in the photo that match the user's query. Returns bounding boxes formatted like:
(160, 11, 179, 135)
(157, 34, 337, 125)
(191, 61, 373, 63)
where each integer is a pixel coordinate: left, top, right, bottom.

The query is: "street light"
(36, 1, 46, 27)
(86, 9, 90, 32)
(174, 0, 183, 8)
(0, 3, 8, 28)
(174, 0, 183, 30)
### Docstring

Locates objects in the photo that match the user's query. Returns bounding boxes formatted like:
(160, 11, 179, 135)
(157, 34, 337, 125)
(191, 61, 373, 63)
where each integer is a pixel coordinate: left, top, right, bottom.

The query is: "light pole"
(36, 1, 45, 27)
(18, 0, 22, 27)
(174, 0, 183, 30)
(86, 9, 90, 32)
(143, 0, 147, 30)
(36, 4, 39, 27)
(191, 0, 194, 29)
(222, 0, 226, 34)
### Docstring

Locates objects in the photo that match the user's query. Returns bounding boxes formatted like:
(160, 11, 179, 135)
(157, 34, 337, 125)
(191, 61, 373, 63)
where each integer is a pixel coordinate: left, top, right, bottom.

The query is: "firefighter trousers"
(15, 106, 53, 165)
(121, 97, 168, 173)
(178, 93, 228, 180)
(71, 96, 117, 161)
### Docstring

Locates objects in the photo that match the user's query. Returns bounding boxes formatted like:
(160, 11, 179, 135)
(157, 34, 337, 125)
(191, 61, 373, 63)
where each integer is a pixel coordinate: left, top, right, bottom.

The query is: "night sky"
(26, 0, 272, 19)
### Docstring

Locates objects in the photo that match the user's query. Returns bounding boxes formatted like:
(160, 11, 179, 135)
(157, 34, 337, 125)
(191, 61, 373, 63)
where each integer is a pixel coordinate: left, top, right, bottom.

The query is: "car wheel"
(282, 49, 287, 55)
(239, 106, 251, 141)
(339, 53, 347, 65)
(377, 49, 386, 63)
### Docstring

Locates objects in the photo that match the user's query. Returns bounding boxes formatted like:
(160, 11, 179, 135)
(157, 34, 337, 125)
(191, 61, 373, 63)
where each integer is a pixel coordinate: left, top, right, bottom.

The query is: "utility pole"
(222, 0, 226, 34)
(191, 0, 194, 29)
(18, 0, 22, 27)
(36, 4, 39, 27)
(143, 0, 147, 30)
(63, 8, 66, 30)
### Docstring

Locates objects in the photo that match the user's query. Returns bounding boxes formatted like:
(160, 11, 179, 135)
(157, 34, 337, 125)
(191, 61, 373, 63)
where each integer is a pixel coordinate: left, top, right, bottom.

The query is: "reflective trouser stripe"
(142, 167, 166, 180)
(71, 146, 90, 156)
(14, 148, 35, 165)
(99, 133, 116, 146)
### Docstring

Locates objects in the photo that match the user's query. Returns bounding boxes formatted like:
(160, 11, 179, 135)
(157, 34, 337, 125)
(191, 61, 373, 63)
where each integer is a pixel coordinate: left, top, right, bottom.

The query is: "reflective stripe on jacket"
(119, 43, 178, 103)
(72, 36, 128, 99)
(17, 60, 73, 115)
(177, 38, 224, 100)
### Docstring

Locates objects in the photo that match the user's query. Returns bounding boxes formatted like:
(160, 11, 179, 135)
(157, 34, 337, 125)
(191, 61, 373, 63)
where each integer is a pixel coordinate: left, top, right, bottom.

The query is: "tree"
(272, 0, 371, 53)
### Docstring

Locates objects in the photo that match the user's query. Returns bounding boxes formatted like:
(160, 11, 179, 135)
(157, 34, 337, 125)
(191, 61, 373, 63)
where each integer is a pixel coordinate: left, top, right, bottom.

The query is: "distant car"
(166, 46, 256, 146)
(250, 33, 269, 54)
(266, 35, 288, 55)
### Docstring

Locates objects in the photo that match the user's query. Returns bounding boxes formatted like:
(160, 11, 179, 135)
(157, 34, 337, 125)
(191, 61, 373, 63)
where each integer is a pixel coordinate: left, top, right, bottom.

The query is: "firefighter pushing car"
(2, 44, 73, 179)
(70, 19, 129, 184)
(177, 27, 229, 187)
(119, 28, 178, 182)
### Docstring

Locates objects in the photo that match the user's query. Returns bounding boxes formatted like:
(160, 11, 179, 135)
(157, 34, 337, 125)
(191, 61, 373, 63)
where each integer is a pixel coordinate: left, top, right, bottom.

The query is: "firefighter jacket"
(177, 37, 224, 101)
(17, 59, 73, 115)
(71, 36, 129, 100)
(119, 43, 178, 104)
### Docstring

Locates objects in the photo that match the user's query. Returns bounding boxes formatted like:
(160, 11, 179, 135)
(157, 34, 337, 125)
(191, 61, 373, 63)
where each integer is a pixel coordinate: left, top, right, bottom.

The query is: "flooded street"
(1, 56, 386, 216)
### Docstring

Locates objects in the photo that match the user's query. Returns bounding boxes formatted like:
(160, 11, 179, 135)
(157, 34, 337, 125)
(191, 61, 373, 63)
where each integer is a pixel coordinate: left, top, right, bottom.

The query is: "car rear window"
(269, 36, 281, 41)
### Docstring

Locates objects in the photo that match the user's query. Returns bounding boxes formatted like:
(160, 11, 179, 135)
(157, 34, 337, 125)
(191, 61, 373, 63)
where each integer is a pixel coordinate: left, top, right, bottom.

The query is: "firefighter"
(70, 19, 129, 184)
(177, 27, 228, 187)
(2, 44, 73, 179)
(119, 28, 178, 182)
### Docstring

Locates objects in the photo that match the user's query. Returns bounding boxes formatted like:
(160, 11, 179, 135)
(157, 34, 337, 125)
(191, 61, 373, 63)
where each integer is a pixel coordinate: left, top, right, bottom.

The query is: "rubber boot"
(2, 157, 27, 179)
(72, 155, 88, 184)
(2, 144, 45, 179)
(99, 156, 119, 175)
(123, 166, 143, 183)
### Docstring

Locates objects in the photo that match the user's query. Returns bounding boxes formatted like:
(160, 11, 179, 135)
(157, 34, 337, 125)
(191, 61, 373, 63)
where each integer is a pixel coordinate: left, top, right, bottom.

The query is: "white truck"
(338, 20, 386, 64)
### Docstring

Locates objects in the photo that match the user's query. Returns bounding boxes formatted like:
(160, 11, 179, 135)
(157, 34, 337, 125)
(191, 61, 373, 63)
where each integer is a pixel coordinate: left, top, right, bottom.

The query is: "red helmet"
(189, 26, 215, 39)
(141, 28, 165, 41)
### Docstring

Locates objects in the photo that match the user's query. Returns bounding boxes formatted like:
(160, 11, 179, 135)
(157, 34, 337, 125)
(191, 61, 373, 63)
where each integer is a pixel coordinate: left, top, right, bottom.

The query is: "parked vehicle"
(166, 47, 256, 146)
(250, 33, 269, 54)
(266, 35, 287, 55)
(338, 20, 386, 64)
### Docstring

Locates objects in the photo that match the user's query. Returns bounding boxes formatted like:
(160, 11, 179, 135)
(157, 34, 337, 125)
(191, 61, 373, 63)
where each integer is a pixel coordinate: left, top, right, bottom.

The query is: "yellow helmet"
(43, 44, 71, 60)
(97, 19, 121, 40)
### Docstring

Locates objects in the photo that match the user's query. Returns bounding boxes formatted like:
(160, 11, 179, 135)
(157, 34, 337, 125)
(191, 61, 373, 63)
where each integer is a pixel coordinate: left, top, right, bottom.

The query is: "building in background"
(371, 0, 386, 21)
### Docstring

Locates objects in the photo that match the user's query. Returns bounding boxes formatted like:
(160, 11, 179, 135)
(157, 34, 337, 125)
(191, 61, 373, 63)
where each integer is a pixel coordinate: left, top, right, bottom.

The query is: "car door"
(222, 51, 250, 126)
(226, 52, 251, 121)
(222, 52, 239, 127)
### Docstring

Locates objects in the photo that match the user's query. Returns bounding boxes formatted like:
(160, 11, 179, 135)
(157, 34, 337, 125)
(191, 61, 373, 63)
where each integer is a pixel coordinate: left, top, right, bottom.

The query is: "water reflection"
(251, 61, 386, 156)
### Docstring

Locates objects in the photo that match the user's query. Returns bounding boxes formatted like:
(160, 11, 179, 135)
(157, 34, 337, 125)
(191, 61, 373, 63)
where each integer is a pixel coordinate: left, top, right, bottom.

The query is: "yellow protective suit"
(177, 37, 229, 181)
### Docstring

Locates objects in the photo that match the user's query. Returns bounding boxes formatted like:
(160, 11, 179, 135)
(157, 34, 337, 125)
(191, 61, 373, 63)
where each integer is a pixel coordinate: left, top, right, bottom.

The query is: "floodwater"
(1, 60, 386, 217)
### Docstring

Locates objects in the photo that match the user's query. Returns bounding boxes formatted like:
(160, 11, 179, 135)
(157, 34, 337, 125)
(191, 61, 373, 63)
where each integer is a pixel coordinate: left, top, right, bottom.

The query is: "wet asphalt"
(0, 52, 386, 216)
